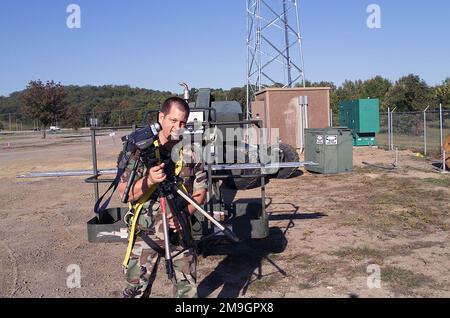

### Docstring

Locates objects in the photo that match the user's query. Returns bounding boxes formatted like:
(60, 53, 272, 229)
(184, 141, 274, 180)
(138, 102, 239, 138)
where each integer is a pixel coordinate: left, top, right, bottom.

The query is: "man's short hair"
(160, 97, 190, 117)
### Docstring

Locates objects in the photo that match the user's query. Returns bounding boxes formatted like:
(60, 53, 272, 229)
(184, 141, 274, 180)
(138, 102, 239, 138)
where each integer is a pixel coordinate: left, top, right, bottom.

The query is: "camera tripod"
(156, 176, 239, 279)
(118, 123, 239, 280)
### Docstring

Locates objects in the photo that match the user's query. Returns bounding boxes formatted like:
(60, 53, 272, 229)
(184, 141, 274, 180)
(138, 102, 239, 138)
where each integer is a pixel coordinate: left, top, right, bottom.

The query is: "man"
(118, 97, 207, 298)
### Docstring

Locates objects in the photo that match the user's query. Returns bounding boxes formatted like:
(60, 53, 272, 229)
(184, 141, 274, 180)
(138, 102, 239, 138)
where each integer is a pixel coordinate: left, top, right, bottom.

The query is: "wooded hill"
(0, 74, 448, 130)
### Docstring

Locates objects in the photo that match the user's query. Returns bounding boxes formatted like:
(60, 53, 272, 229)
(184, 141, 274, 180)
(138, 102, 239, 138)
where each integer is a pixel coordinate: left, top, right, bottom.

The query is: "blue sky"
(0, 0, 449, 96)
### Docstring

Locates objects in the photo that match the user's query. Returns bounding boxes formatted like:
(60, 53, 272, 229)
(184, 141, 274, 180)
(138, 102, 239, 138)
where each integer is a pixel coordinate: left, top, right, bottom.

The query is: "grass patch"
(382, 266, 435, 295)
(403, 165, 435, 174)
(301, 230, 315, 241)
(354, 165, 389, 175)
(422, 177, 450, 188)
(275, 253, 340, 289)
(391, 208, 443, 230)
(337, 241, 443, 285)
(251, 274, 282, 293)
(337, 175, 449, 234)
(332, 247, 386, 264)
(297, 282, 314, 290)
(389, 241, 441, 256)
(302, 262, 338, 287)
(296, 255, 341, 288)
(332, 241, 441, 267)
(340, 264, 436, 296)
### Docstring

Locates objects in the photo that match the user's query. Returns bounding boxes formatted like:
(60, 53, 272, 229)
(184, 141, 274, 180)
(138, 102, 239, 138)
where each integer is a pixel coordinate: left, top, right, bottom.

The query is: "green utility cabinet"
(339, 99, 380, 146)
(304, 127, 353, 174)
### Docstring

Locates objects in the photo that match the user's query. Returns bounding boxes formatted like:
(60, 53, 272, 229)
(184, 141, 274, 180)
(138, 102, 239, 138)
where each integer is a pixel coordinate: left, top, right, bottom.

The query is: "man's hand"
(186, 189, 207, 216)
(147, 163, 166, 186)
(167, 213, 181, 233)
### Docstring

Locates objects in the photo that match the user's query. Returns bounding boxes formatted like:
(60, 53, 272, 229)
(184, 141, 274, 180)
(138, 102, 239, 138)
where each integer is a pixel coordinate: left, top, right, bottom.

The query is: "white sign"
(316, 135, 324, 145)
(326, 135, 338, 145)
(97, 229, 128, 239)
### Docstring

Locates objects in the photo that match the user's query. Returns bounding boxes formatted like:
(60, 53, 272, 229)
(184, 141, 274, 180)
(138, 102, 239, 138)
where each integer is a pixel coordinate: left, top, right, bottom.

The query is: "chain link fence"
(425, 110, 449, 157)
(0, 113, 37, 131)
(390, 111, 425, 152)
(331, 108, 450, 160)
(3, 106, 450, 162)
(377, 112, 388, 149)
(0, 107, 159, 133)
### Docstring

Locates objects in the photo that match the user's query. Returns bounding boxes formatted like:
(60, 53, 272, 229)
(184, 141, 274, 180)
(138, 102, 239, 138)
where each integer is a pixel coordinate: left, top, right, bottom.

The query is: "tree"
(226, 87, 247, 112)
(21, 80, 68, 138)
(385, 74, 431, 111)
(92, 101, 114, 126)
(188, 88, 199, 102)
(360, 76, 392, 111)
(432, 78, 450, 108)
(336, 80, 364, 101)
(116, 100, 137, 126)
(64, 104, 83, 130)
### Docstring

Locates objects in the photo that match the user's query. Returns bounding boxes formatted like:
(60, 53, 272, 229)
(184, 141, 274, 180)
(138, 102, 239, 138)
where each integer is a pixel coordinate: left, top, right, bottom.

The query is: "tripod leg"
(174, 188, 239, 243)
(165, 193, 195, 248)
(160, 197, 174, 280)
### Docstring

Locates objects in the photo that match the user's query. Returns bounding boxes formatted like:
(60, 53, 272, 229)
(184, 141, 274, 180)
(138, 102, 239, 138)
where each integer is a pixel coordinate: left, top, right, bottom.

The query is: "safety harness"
(122, 140, 187, 268)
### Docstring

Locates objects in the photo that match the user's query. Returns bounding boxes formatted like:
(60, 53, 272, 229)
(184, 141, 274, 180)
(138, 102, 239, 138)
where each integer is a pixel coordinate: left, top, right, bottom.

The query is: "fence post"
(388, 107, 391, 151)
(423, 106, 430, 156)
(90, 126, 99, 201)
(391, 107, 397, 151)
(440, 103, 446, 173)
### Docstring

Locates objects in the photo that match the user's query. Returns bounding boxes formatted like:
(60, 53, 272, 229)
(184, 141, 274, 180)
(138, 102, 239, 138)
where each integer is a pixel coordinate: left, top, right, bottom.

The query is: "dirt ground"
(0, 131, 449, 298)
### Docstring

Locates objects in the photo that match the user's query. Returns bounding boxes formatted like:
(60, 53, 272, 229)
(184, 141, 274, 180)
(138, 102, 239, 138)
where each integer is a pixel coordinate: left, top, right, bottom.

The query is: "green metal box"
(304, 127, 353, 174)
(339, 99, 380, 146)
(87, 207, 129, 243)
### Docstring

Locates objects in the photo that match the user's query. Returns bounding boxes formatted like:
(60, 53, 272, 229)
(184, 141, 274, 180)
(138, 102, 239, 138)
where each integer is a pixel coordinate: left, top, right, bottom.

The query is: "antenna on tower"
(246, 0, 306, 119)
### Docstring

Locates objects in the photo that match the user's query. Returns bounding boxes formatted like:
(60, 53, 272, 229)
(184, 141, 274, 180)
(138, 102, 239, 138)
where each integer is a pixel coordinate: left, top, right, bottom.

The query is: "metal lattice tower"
(246, 0, 306, 119)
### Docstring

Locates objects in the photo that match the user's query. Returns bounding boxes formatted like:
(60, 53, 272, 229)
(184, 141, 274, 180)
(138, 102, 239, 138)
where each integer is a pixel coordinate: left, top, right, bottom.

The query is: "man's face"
(158, 104, 188, 142)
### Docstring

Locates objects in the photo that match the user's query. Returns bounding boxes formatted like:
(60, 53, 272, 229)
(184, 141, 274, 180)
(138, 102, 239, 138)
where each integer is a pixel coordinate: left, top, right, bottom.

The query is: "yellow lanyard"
(122, 141, 185, 267)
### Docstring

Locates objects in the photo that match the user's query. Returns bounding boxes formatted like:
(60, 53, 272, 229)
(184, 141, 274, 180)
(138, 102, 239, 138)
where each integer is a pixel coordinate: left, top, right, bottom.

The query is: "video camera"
(122, 123, 161, 157)
(120, 123, 161, 203)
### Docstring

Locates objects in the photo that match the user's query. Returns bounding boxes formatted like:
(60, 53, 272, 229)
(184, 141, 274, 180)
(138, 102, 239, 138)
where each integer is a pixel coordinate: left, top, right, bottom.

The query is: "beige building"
(251, 87, 332, 149)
